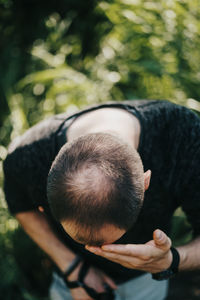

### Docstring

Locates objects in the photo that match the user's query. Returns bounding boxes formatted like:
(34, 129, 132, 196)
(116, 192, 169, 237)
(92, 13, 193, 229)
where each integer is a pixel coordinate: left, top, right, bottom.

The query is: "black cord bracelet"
(62, 256, 82, 278)
(62, 260, 115, 299)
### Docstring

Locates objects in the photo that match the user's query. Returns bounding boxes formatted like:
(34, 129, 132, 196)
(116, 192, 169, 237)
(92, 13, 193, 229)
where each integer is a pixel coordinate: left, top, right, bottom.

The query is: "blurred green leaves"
(1, 0, 200, 146)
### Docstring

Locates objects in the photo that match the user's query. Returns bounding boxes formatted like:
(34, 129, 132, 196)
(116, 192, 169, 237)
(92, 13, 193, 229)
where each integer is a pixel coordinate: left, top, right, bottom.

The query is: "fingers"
(103, 274, 117, 290)
(153, 229, 172, 250)
(87, 244, 155, 259)
(86, 246, 142, 268)
(86, 230, 171, 259)
(101, 244, 137, 255)
(87, 244, 144, 257)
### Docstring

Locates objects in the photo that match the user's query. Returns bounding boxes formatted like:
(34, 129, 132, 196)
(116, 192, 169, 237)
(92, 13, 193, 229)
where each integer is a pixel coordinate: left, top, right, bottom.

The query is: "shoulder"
(131, 99, 200, 127)
(3, 113, 68, 178)
(8, 113, 68, 153)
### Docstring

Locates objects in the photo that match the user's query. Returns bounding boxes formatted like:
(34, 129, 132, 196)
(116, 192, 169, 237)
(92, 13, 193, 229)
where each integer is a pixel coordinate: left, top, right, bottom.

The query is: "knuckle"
(168, 238, 172, 248)
(141, 255, 150, 261)
(125, 244, 133, 254)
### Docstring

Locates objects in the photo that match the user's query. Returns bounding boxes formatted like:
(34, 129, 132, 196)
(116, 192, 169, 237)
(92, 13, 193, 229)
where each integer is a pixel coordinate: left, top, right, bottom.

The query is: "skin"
(62, 222, 127, 247)
(61, 170, 151, 247)
(85, 229, 172, 274)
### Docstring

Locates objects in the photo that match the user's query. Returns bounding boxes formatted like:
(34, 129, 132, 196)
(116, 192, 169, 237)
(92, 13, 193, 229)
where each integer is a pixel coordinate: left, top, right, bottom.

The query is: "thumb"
(153, 229, 171, 250)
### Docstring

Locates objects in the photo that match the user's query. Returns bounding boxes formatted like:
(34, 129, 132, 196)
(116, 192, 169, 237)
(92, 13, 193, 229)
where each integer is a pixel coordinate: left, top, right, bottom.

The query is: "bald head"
(47, 132, 144, 232)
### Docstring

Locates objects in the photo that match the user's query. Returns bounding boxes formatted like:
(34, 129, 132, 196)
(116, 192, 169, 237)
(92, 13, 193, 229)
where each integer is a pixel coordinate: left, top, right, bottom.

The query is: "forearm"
(16, 210, 76, 272)
(177, 236, 200, 271)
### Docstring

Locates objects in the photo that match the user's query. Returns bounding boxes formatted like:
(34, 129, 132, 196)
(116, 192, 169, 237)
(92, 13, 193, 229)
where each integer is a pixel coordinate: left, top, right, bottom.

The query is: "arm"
(16, 210, 117, 300)
(15, 210, 76, 272)
(86, 229, 200, 273)
(177, 236, 200, 271)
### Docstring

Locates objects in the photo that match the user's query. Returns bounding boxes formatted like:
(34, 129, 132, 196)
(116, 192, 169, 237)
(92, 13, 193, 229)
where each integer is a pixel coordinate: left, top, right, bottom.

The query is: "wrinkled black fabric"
(3, 100, 200, 283)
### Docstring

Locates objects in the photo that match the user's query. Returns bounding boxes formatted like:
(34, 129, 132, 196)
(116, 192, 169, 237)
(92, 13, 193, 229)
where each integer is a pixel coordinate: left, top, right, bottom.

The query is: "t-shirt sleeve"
(173, 105, 200, 237)
(3, 151, 36, 215)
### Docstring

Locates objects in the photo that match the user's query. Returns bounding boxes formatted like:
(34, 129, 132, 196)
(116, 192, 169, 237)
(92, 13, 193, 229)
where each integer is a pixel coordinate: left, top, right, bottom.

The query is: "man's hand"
(86, 229, 172, 274)
(67, 263, 117, 300)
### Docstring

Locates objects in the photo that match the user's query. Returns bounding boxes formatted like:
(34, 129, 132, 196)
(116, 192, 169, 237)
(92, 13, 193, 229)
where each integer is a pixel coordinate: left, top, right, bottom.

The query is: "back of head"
(47, 132, 144, 231)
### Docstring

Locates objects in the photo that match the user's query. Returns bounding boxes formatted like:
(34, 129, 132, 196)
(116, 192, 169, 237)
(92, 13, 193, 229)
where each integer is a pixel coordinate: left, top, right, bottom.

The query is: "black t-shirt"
(3, 100, 200, 283)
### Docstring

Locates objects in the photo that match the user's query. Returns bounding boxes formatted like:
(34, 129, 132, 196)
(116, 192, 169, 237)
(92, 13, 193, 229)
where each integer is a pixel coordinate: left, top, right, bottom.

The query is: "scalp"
(47, 132, 144, 230)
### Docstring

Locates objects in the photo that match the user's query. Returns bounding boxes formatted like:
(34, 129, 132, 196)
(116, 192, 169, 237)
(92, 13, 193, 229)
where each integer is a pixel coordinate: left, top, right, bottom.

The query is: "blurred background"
(0, 0, 200, 299)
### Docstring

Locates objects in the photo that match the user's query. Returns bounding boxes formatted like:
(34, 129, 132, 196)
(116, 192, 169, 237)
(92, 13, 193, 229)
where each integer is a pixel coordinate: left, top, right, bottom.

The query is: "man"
(3, 100, 200, 300)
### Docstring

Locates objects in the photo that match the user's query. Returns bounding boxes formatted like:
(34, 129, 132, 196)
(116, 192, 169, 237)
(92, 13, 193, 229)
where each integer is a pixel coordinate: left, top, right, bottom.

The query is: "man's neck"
(67, 107, 141, 150)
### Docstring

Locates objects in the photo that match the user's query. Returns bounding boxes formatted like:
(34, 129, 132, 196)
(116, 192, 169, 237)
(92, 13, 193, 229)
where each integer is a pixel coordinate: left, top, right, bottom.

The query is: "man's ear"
(144, 170, 151, 191)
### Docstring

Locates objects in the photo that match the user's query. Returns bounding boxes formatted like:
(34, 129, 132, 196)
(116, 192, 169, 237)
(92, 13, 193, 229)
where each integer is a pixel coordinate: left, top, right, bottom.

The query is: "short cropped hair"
(47, 132, 144, 231)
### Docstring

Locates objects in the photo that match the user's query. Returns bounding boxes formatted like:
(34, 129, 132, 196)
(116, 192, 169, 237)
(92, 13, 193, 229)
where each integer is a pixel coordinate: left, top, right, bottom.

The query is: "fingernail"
(156, 230, 163, 240)
(87, 247, 96, 252)
(101, 245, 109, 251)
(86, 246, 99, 253)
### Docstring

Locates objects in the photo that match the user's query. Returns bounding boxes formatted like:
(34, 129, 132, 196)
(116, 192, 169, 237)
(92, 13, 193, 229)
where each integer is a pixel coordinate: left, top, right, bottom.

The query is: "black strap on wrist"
(152, 247, 180, 280)
(63, 260, 99, 296)
(54, 256, 82, 289)
(62, 256, 82, 289)
(170, 247, 180, 273)
(78, 262, 100, 299)
(62, 256, 82, 278)
(78, 262, 115, 300)
(63, 261, 115, 299)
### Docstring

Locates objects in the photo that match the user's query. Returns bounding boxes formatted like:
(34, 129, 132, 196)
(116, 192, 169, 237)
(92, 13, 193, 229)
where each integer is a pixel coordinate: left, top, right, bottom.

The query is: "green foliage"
(0, 0, 200, 298)
(171, 208, 193, 247)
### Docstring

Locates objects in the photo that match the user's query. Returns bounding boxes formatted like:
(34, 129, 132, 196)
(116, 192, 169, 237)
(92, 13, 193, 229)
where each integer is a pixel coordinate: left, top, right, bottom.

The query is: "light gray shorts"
(49, 271, 168, 300)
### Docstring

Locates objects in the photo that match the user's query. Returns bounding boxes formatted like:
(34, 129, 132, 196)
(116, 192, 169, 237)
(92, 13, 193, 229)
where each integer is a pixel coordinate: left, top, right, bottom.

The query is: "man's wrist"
(67, 260, 83, 281)
(152, 247, 180, 280)
(176, 246, 187, 271)
(162, 248, 173, 271)
(55, 251, 77, 273)
(63, 256, 82, 279)
(151, 248, 172, 274)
